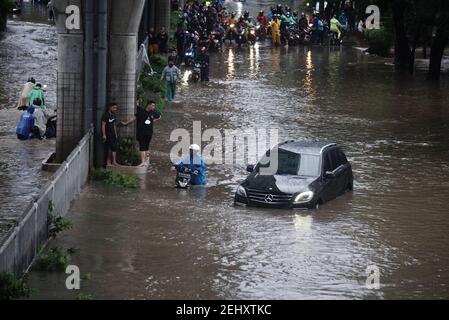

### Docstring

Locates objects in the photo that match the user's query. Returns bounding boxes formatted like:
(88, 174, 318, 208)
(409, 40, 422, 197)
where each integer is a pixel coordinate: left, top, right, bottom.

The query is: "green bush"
(0, 272, 32, 300)
(34, 247, 71, 272)
(366, 27, 393, 57)
(47, 201, 73, 239)
(92, 168, 139, 189)
(117, 138, 141, 167)
(138, 54, 168, 113)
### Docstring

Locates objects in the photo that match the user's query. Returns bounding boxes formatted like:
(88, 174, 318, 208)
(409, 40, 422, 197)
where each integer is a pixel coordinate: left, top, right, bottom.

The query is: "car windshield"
(258, 148, 321, 177)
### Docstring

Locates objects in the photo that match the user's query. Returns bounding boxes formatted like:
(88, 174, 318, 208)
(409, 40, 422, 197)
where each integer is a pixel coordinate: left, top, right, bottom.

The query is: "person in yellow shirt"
(270, 16, 281, 46)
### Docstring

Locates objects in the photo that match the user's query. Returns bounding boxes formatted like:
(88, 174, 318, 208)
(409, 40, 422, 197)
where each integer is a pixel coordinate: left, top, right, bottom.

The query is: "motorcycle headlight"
(230, 24, 235, 28)
(236, 186, 247, 198)
(250, 30, 256, 35)
(294, 191, 314, 204)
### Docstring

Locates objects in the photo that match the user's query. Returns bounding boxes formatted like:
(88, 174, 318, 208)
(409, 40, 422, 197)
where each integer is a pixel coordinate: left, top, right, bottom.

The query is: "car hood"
(244, 174, 316, 194)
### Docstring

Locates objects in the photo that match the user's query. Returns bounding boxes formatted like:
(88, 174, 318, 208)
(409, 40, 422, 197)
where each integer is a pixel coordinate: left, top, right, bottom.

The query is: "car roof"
(278, 141, 338, 155)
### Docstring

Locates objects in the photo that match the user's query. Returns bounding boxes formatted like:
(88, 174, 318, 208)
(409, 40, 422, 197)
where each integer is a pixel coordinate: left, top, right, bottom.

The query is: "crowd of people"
(147, 0, 367, 62)
(15, 77, 56, 141)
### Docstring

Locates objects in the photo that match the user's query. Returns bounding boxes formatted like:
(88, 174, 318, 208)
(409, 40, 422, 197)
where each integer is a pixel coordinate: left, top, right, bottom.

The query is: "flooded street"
(0, 3, 57, 238)
(0, 0, 447, 300)
(28, 41, 449, 299)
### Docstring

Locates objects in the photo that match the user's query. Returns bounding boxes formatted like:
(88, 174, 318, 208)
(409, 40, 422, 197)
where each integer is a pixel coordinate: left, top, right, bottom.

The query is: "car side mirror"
(324, 171, 335, 179)
(246, 165, 254, 173)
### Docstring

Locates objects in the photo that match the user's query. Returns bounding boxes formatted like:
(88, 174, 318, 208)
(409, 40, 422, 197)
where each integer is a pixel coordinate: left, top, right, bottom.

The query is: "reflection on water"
(226, 48, 235, 80)
(303, 49, 315, 97)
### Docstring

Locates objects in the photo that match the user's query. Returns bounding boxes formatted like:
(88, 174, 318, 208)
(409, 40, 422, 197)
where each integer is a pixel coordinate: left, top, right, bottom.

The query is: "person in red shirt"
(257, 11, 269, 27)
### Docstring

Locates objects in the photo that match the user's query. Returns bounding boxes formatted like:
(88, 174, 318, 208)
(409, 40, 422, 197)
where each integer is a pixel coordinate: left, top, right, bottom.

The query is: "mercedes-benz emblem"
(265, 194, 274, 203)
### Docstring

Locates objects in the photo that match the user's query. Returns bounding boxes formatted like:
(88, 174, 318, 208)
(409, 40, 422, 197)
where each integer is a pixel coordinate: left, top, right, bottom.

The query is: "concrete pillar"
(149, 0, 156, 28)
(154, 0, 170, 34)
(108, 0, 146, 139)
(54, 0, 84, 163)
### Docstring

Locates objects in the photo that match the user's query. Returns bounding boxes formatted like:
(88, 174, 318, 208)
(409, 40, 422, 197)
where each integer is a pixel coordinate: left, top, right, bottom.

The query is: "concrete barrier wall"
(0, 130, 93, 275)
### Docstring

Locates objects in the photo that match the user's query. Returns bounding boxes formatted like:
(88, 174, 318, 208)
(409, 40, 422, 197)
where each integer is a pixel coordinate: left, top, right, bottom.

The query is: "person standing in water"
(101, 103, 119, 167)
(121, 101, 162, 167)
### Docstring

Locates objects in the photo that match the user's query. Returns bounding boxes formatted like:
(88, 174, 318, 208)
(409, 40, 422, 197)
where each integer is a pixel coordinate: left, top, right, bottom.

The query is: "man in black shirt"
(101, 103, 119, 167)
(121, 101, 162, 166)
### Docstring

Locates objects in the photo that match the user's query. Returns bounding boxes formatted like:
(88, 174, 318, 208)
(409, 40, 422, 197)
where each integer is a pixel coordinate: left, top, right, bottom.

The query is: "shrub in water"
(92, 169, 139, 189)
(34, 247, 71, 272)
(366, 27, 393, 57)
(0, 272, 31, 300)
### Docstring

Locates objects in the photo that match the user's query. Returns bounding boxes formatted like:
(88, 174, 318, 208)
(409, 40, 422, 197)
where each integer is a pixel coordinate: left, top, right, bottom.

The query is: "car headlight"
(236, 186, 247, 198)
(294, 191, 314, 204)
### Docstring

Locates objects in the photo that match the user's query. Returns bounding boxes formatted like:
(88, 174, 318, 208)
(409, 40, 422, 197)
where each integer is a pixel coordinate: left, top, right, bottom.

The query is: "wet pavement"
(27, 41, 449, 299)
(0, 4, 56, 239)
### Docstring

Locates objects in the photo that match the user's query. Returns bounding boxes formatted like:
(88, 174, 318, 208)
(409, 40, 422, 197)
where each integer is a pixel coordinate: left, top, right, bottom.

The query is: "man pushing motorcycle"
(172, 144, 207, 186)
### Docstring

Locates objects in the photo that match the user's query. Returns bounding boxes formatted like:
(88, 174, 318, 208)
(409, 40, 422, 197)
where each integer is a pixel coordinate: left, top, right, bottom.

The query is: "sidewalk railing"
(0, 129, 93, 275)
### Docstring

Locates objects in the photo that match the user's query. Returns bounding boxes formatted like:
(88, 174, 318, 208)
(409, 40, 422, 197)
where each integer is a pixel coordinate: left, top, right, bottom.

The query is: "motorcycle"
(189, 62, 201, 83)
(299, 27, 312, 44)
(175, 166, 198, 189)
(226, 24, 236, 44)
(184, 45, 196, 67)
(287, 25, 301, 46)
(256, 23, 267, 41)
(210, 31, 223, 52)
(247, 27, 257, 45)
(235, 26, 246, 47)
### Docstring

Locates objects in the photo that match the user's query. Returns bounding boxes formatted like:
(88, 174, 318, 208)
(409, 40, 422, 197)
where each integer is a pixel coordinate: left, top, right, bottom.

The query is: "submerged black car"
(234, 141, 353, 209)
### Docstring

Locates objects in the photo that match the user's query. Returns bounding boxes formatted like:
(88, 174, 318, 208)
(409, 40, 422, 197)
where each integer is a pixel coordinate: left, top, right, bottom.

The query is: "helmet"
(189, 144, 201, 152)
(259, 10, 264, 15)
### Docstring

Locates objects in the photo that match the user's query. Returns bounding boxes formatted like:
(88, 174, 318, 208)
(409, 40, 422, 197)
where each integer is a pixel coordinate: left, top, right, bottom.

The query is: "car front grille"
(247, 189, 292, 206)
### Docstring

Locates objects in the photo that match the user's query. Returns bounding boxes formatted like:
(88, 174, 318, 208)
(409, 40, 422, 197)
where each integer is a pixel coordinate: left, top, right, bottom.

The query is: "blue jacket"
(16, 107, 35, 139)
(177, 154, 207, 186)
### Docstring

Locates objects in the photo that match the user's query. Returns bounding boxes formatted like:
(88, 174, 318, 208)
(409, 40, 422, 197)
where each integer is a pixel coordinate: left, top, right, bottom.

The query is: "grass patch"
(76, 293, 93, 300)
(92, 168, 139, 189)
(0, 272, 32, 300)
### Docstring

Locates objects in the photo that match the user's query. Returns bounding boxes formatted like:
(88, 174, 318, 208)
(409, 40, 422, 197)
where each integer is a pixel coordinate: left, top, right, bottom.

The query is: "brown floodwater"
(3, 0, 449, 300)
(28, 41, 449, 299)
